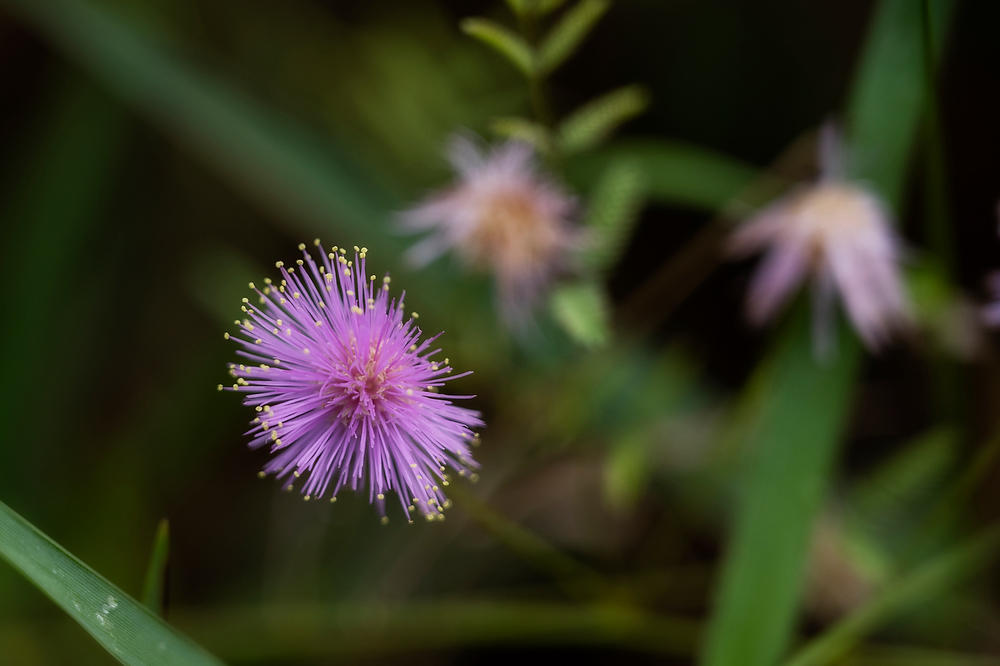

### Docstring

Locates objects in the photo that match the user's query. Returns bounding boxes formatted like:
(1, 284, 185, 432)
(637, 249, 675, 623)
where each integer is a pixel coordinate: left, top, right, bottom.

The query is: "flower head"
(729, 129, 910, 351)
(221, 241, 483, 522)
(401, 135, 581, 325)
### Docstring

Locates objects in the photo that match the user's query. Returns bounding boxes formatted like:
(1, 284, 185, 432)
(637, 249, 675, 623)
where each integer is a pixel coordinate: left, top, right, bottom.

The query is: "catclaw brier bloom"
(221, 242, 483, 522)
(400, 135, 581, 325)
(728, 127, 910, 352)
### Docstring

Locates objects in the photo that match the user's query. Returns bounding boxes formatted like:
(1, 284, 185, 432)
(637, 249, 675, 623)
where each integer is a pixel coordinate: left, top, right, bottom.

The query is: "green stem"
(174, 600, 700, 660)
(448, 481, 617, 601)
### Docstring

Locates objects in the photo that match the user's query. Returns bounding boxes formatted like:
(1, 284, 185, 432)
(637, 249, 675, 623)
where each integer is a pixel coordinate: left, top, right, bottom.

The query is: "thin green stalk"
(785, 526, 1000, 666)
(174, 600, 700, 660)
(448, 481, 616, 600)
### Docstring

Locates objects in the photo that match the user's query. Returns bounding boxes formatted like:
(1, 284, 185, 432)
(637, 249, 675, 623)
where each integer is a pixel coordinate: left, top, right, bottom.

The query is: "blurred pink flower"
(729, 131, 910, 351)
(401, 136, 581, 325)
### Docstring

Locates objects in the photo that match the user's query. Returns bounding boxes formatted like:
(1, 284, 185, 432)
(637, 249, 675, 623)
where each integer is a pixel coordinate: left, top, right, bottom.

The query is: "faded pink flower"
(401, 136, 581, 325)
(729, 129, 910, 351)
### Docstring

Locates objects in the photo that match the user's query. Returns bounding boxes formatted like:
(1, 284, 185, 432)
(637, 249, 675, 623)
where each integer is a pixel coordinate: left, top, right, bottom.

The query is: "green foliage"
(549, 281, 611, 348)
(568, 139, 762, 212)
(536, 0, 610, 75)
(1, 0, 392, 243)
(461, 17, 535, 76)
(141, 520, 170, 616)
(786, 526, 1000, 666)
(558, 85, 650, 155)
(702, 2, 956, 665)
(491, 116, 554, 153)
(505, 0, 567, 19)
(0, 501, 221, 665)
(581, 158, 645, 271)
(702, 309, 862, 666)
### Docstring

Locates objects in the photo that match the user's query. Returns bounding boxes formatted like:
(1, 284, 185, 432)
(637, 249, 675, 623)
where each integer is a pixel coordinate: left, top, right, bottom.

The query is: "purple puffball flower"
(728, 125, 911, 353)
(400, 135, 581, 326)
(221, 241, 483, 522)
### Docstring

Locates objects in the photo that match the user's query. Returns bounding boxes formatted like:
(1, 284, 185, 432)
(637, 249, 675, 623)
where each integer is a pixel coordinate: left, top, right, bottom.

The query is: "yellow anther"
(380, 516, 389, 525)
(255, 406, 263, 412)
(223, 332, 230, 340)
(303, 495, 311, 502)
(216, 384, 223, 391)
(293, 292, 301, 299)
(376, 493, 385, 500)
(303, 348, 310, 354)
(257, 471, 266, 478)
(353, 245, 360, 252)
(411, 312, 419, 319)
(254, 338, 262, 344)
(313, 238, 321, 247)
(275, 260, 284, 268)
(315, 321, 323, 327)
(264, 277, 272, 285)
(293, 471, 301, 478)
(298, 243, 306, 251)
(296, 259, 304, 266)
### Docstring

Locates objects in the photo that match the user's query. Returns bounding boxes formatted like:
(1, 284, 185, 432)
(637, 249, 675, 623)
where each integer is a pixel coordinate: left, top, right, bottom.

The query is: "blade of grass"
(702, 1, 954, 664)
(0, 501, 221, 665)
(140, 520, 170, 616)
(785, 526, 1000, 666)
(0, 0, 391, 241)
(702, 308, 862, 666)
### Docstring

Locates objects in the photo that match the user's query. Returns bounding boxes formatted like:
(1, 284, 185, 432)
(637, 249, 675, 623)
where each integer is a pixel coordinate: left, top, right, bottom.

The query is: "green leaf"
(567, 139, 763, 213)
(0, 501, 221, 665)
(490, 116, 554, 153)
(701, 2, 955, 665)
(460, 17, 535, 77)
(582, 159, 645, 271)
(505, 0, 567, 18)
(537, 0, 609, 75)
(603, 430, 650, 511)
(141, 519, 170, 615)
(549, 281, 611, 348)
(558, 85, 650, 154)
(702, 309, 862, 666)
(845, 0, 954, 203)
(785, 526, 1000, 666)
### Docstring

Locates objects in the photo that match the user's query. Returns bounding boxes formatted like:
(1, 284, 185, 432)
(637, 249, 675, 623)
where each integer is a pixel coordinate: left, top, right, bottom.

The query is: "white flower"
(729, 128, 910, 351)
(401, 135, 581, 325)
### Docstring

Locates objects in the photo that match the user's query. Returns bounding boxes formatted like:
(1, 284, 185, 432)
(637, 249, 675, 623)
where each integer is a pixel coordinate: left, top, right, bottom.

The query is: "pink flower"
(222, 242, 482, 522)
(729, 130, 910, 351)
(401, 136, 581, 325)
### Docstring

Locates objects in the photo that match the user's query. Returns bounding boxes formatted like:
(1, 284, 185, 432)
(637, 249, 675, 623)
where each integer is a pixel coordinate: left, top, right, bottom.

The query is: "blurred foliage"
(0, 0, 998, 664)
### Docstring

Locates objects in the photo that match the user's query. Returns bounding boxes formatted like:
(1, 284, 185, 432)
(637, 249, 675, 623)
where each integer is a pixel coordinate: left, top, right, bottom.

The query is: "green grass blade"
(785, 526, 1000, 666)
(558, 85, 650, 154)
(536, 0, 609, 75)
(845, 0, 954, 201)
(0, 501, 221, 665)
(701, 2, 954, 664)
(0, 0, 391, 240)
(702, 309, 862, 666)
(141, 520, 170, 616)
(461, 17, 535, 76)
